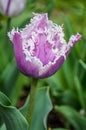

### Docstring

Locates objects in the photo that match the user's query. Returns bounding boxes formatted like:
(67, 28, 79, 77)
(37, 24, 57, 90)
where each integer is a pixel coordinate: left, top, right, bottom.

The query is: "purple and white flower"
(0, 0, 26, 17)
(8, 13, 82, 78)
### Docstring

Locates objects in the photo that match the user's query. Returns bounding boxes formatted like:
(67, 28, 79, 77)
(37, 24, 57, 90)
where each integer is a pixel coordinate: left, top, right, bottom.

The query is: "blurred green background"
(0, 0, 86, 129)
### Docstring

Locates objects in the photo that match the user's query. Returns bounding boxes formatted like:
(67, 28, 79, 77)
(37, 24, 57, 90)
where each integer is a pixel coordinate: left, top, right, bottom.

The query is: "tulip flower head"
(8, 13, 82, 78)
(0, 0, 26, 17)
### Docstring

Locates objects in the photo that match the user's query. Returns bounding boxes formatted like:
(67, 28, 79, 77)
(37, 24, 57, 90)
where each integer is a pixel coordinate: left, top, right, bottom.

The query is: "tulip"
(8, 13, 82, 78)
(0, 0, 26, 17)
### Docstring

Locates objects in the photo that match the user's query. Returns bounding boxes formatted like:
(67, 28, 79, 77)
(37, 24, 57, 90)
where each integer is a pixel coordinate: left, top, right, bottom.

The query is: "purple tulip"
(0, 0, 26, 17)
(8, 13, 82, 78)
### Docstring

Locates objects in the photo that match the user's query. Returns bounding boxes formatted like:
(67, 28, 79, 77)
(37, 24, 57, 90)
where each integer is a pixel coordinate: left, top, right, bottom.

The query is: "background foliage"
(0, 0, 86, 130)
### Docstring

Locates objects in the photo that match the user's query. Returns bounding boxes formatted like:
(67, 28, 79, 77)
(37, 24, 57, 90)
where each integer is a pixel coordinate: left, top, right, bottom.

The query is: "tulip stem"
(5, 17, 11, 58)
(5, 17, 11, 45)
(26, 78, 38, 129)
(6, 17, 11, 32)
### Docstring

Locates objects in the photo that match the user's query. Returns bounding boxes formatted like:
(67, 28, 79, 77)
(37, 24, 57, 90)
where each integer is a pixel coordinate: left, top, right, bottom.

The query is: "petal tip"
(8, 28, 20, 43)
(75, 33, 82, 41)
(68, 33, 82, 47)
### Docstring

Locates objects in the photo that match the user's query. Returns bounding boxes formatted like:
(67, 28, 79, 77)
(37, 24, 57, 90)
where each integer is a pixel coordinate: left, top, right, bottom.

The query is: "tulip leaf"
(0, 124, 6, 130)
(63, 16, 73, 38)
(0, 119, 3, 127)
(0, 91, 28, 130)
(55, 106, 86, 130)
(1, 59, 18, 97)
(20, 87, 53, 130)
(74, 76, 86, 111)
(53, 128, 68, 130)
(0, 91, 11, 106)
(79, 59, 86, 70)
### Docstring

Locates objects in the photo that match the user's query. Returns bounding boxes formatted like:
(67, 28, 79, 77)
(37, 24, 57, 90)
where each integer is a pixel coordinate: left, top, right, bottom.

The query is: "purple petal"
(8, 13, 82, 78)
(65, 33, 82, 56)
(13, 32, 40, 78)
(39, 34, 82, 78)
(39, 56, 64, 78)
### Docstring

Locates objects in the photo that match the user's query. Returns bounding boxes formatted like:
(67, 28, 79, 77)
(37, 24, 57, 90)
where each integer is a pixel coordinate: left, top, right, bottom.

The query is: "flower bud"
(0, 0, 26, 17)
(8, 13, 82, 78)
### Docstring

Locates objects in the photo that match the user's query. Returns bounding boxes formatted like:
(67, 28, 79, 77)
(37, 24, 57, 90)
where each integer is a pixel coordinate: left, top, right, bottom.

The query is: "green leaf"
(53, 128, 67, 130)
(0, 124, 6, 130)
(0, 91, 11, 106)
(20, 87, 53, 130)
(74, 76, 86, 111)
(0, 91, 28, 130)
(55, 90, 80, 109)
(79, 59, 86, 70)
(0, 119, 3, 127)
(1, 59, 18, 97)
(63, 16, 73, 39)
(55, 106, 86, 130)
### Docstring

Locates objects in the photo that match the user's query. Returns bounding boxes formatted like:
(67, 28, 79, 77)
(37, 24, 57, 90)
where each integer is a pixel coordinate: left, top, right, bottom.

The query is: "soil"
(16, 85, 30, 108)
(47, 109, 66, 128)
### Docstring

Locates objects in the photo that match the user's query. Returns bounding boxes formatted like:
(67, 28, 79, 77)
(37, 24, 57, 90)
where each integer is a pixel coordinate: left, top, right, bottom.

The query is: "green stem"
(6, 17, 11, 32)
(5, 17, 11, 45)
(6, 17, 11, 39)
(5, 18, 11, 48)
(5, 17, 11, 59)
(26, 78, 38, 129)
